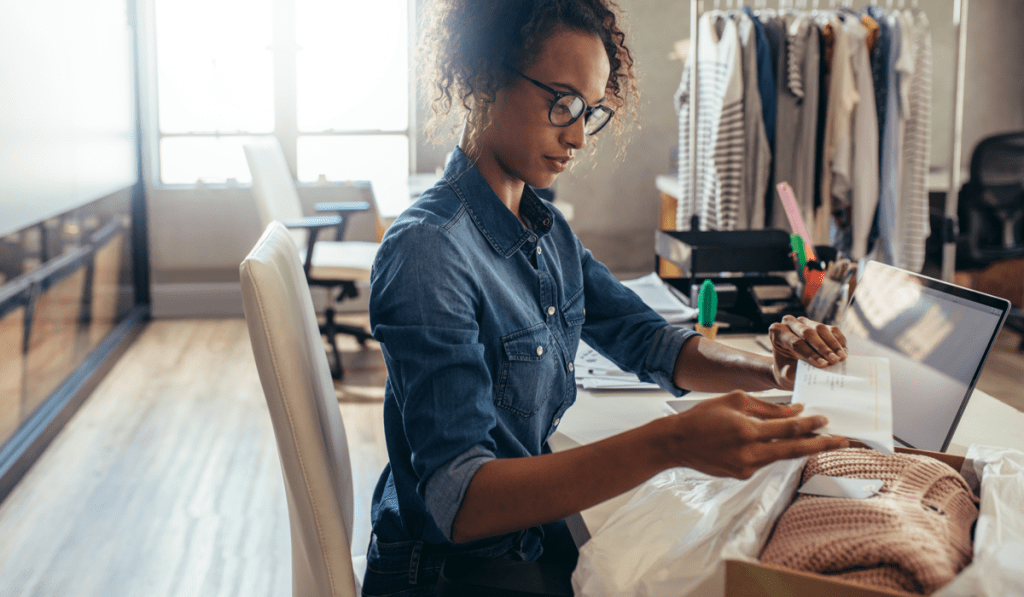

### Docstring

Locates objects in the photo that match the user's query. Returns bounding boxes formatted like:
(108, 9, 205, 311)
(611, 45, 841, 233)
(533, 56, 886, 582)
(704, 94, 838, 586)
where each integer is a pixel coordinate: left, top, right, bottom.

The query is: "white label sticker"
(797, 475, 884, 500)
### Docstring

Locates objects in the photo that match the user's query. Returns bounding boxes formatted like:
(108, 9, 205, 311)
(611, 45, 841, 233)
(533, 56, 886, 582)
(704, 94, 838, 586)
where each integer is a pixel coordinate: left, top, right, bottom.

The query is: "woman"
(364, 0, 849, 593)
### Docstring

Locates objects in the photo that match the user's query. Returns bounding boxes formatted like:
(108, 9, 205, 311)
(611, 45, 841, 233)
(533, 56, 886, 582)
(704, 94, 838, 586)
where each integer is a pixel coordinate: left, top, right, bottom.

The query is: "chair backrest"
(959, 132, 1024, 265)
(244, 139, 308, 249)
(240, 222, 358, 597)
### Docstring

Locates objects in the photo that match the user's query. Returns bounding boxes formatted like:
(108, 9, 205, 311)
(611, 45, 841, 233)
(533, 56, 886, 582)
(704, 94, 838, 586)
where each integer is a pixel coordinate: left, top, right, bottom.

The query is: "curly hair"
(418, 0, 639, 157)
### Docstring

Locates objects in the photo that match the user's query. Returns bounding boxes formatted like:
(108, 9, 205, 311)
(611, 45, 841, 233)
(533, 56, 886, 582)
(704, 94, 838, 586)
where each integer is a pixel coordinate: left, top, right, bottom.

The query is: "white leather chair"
(244, 138, 378, 379)
(240, 221, 367, 597)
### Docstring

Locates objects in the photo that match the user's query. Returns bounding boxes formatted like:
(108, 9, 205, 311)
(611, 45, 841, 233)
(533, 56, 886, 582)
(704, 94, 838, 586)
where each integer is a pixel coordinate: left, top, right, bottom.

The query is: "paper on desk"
(666, 392, 792, 414)
(574, 342, 660, 391)
(581, 377, 660, 390)
(792, 356, 895, 454)
(558, 390, 677, 445)
(621, 273, 697, 323)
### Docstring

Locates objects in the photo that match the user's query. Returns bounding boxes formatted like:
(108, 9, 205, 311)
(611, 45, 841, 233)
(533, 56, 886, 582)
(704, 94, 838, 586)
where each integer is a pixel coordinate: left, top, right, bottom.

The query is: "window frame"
(144, 0, 416, 188)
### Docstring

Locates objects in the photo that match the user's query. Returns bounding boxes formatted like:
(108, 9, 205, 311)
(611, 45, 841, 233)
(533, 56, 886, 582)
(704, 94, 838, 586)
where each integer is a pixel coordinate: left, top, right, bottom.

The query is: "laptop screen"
(838, 261, 1010, 452)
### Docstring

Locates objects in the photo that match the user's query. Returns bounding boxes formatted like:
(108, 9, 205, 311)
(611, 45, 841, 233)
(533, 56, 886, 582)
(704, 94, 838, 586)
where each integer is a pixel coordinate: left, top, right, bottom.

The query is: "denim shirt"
(367, 147, 697, 562)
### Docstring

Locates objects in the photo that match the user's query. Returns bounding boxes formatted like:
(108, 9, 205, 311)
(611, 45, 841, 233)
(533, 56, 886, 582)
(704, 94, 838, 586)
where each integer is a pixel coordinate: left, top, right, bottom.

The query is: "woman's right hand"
(657, 391, 849, 479)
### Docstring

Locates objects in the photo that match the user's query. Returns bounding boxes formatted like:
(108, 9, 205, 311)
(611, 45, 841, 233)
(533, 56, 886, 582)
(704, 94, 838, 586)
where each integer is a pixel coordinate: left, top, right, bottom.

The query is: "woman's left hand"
(768, 315, 847, 390)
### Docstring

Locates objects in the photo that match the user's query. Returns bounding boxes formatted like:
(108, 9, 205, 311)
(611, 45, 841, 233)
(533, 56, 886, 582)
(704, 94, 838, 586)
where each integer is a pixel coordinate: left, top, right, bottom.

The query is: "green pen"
(790, 234, 808, 270)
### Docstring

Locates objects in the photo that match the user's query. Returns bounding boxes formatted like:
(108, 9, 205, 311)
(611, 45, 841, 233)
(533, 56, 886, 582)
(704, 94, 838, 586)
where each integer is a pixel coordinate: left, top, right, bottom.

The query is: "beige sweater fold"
(760, 448, 979, 594)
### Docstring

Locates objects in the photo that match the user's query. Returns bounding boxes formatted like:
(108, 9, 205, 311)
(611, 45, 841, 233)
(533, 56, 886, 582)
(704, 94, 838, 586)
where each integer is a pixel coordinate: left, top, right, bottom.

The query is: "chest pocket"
(495, 324, 559, 418)
(561, 287, 585, 351)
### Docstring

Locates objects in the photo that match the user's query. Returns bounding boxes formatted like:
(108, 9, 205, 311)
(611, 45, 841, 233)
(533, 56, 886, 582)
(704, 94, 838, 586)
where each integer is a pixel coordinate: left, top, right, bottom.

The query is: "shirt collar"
(443, 146, 554, 259)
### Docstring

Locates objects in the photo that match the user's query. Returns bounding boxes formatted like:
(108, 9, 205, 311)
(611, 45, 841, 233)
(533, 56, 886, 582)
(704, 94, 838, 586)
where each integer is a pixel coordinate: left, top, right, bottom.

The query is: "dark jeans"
(361, 520, 579, 597)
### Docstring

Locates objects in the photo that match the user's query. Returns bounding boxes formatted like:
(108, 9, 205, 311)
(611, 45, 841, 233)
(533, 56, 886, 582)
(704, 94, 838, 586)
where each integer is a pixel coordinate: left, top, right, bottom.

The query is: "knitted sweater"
(760, 448, 978, 594)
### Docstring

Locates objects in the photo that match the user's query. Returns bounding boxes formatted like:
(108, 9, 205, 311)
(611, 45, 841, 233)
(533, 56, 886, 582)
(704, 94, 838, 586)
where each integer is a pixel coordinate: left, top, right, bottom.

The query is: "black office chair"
(955, 131, 1024, 349)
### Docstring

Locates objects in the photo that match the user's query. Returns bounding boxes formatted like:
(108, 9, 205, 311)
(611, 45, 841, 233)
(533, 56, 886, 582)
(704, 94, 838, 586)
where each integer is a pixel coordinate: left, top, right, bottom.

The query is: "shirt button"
(536, 247, 542, 255)
(529, 235, 537, 243)
(536, 345, 544, 356)
(553, 417, 561, 427)
(567, 362, 574, 372)
(547, 306, 555, 316)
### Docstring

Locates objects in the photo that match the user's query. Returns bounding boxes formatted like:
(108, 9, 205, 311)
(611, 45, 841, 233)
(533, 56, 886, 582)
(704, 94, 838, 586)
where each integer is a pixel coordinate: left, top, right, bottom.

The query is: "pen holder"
(801, 267, 825, 307)
(695, 323, 719, 339)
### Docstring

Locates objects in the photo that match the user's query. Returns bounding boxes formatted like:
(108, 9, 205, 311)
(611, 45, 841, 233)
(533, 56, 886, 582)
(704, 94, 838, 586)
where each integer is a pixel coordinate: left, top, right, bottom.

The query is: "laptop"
(838, 261, 1011, 452)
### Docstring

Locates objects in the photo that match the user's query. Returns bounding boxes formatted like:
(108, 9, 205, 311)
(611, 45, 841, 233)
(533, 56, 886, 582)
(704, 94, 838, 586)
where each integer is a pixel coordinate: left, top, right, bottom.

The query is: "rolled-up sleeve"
(423, 445, 493, 540)
(370, 223, 497, 540)
(576, 239, 698, 396)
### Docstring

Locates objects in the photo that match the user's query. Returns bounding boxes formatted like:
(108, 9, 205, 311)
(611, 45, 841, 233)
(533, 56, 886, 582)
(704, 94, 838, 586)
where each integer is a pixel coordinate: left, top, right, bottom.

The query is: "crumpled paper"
(934, 445, 1024, 597)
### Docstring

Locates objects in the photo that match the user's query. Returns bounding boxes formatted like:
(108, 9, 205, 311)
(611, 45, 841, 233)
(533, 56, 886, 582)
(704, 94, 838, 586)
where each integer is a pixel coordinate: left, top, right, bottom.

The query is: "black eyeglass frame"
(509, 69, 615, 136)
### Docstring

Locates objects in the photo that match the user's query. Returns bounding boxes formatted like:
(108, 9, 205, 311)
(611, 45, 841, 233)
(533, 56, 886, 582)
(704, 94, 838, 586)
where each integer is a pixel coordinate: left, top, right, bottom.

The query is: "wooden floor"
(0, 317, 1021, 597)
(0, 317, 388, 597)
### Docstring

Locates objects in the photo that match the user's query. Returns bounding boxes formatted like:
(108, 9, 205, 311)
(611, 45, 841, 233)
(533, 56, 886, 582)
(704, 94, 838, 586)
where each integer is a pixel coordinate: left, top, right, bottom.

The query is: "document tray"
(655, 229, 794, 277)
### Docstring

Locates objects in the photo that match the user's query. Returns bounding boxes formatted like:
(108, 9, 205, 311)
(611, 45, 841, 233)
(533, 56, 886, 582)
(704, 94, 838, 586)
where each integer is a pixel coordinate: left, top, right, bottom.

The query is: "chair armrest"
(315, 201, 371, 213)
(314, 202, 370, 241)
(280, 216, 344, 275)
(280, 215, 344, 231)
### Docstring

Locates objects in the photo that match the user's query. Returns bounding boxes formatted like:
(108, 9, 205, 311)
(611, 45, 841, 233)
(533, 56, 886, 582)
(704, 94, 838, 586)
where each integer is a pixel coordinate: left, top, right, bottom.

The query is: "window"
(153, 0, 411, 185)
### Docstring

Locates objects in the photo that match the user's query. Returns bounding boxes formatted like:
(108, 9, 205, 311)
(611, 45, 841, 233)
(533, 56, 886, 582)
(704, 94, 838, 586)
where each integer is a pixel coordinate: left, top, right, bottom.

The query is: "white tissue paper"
(571, 458, 804, 597)
(573, 445, 1024, 597)
(934, 445, 1024, 597)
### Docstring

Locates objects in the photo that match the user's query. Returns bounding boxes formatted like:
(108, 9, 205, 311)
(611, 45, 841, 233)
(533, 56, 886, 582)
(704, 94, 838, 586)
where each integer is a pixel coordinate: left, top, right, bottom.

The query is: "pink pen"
(776, 182, 816, 261)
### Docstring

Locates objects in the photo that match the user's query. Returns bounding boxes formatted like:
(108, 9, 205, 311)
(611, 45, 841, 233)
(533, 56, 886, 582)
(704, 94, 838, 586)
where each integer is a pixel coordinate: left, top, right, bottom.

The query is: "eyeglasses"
(510, 69, 615, 136)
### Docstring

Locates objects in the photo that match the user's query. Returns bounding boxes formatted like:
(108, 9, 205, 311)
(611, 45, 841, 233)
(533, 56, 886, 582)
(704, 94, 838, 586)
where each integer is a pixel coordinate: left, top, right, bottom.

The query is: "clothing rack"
(943, 0, 969, 283)
(683, 0, 969, 282)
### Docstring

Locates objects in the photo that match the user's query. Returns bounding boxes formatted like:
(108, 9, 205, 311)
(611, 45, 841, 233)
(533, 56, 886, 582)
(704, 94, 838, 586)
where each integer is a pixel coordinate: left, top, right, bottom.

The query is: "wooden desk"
(550, 334, 1024, 534)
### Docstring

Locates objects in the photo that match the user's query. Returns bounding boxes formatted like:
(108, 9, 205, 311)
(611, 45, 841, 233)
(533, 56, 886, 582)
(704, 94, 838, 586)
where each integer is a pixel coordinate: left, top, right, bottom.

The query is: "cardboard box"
(725, 445, 967, 597)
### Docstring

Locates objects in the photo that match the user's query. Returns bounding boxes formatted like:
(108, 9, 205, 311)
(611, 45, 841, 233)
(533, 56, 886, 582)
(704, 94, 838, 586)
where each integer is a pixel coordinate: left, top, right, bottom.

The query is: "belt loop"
(408, 541, 423, 585)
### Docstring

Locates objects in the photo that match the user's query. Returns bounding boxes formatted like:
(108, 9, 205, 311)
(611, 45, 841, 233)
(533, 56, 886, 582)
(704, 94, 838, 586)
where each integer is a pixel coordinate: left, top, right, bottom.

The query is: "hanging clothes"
(830, 14, 879, 260)
(674, 4, 932, 264)
(738, 10, 772, 229)
(816, 15, 857, 247)
(897, 10, 933, 273)
(771, 14, 821, 235)
(744, 6, 776, 150)
(869, 11, 905, 266)
(866, 6, 892, 145)
(676, 12, 744, 231)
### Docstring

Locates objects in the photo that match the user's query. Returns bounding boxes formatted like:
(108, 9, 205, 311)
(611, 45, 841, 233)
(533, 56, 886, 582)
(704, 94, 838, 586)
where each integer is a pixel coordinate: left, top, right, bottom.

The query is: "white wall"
(930, 0, 1024, 170)
(0, 0, 137, 238)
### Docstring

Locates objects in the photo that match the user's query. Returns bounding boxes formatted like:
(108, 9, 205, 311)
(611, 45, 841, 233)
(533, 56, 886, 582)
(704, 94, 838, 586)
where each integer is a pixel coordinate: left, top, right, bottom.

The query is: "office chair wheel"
(329, 348, 344, 380)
